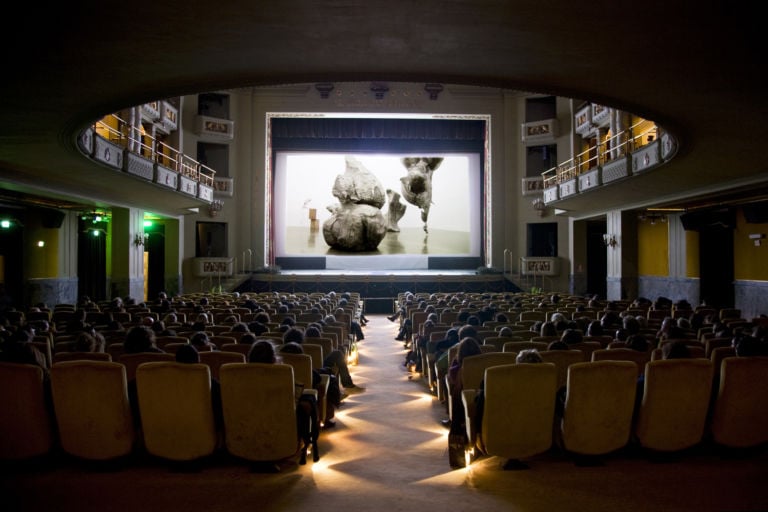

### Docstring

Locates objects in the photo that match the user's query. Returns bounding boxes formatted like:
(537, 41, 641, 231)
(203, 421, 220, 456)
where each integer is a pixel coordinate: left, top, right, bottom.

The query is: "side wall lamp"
(603, 234, 619, 248)
(133, 233, 149, 247)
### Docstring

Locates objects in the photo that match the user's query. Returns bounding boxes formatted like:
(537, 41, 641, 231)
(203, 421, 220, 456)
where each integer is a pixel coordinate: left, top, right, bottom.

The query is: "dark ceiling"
(1, 1, 766, 218)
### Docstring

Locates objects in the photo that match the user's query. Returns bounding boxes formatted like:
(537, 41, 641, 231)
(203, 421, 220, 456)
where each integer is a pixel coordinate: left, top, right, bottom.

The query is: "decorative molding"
(154, 164, 179, 190)
(578, 168, 601, 191)
(370, 82, 389, 100)
(194, 115, 234, 142)
(159, 101, 178, 133)
(124, 152, 154, 181)
(213, 176, 234, 197)
(424, 83, 444, 100)
(521, 257, 560, 276)
(192, 257, 234, 277)
(179, 175, 198, 196)
(521, 176, 545, 197)
(141, 101, 161, 122)
(78, 127, 94, 156)
(660, 132, 678, 161)
(93, 134, 123, 170)
(601, 155, 632, 184)
(315, 82, 335, 99)
(197, 183, 214, 202)
(543, 186, 559, 203)
(632, 139, 661, 174)
(558, 177, 578, 199)
(521, 118, 558, 145)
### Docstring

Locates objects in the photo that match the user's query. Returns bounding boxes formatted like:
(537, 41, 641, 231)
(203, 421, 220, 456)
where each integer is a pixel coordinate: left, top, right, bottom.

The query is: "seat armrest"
(462, 389, 478, 443)
(301, 388, 318, 400)
(316, 374, 330, 393)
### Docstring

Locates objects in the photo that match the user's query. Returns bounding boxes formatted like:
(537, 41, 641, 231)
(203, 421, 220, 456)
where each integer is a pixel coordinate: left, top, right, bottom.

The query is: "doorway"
(586, 220, 607, 299)
(699, 226, 734, 309)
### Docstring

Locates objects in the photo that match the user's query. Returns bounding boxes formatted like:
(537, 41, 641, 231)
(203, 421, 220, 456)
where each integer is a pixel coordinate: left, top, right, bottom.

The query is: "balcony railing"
(93, 113, 215, 189)
(541, 118, 658, 189)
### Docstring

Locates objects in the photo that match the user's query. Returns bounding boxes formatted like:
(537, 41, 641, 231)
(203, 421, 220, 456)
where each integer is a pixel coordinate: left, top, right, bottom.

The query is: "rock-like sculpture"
(385, 189, 407, 232)
(400, 157, 443, 233)
(322, 156, 388, 251)
(323, 203, 387, 251)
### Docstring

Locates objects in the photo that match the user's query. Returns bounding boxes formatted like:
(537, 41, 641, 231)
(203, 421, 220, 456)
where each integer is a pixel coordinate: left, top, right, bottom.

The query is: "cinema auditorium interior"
(1, 2, 767, 511)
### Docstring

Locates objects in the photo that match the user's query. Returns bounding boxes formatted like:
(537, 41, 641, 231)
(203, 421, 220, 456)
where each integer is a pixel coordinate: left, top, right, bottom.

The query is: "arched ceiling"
(1, 1, 766, 217)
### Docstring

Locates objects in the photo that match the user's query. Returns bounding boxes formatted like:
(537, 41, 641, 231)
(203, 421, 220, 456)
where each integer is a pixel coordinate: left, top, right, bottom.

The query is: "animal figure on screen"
(385, 189, 407, 232)
(322, 156, 388, 251)
(399, 157, 443, 233)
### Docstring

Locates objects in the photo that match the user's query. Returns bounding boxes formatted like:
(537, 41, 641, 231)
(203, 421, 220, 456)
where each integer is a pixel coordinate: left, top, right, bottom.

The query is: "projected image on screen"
(273, 152, 482, 268)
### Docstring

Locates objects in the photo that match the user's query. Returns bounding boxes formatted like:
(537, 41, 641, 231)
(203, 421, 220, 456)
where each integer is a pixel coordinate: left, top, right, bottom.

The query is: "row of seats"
(0, 359, 319, 465)
(460, 355, 768, 467)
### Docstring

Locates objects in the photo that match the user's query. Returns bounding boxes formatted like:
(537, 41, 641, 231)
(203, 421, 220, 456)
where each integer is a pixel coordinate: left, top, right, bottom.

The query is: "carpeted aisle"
(3, 314, 767, 512)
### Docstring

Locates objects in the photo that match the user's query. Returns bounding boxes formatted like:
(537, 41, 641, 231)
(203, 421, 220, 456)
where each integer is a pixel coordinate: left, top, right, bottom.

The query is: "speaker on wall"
(39, 208, 66, 228)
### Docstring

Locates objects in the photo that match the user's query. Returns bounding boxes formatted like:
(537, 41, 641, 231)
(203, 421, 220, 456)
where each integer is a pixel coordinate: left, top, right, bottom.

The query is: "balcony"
(85, 113, 215, 204)
(541, 116, 673, 205)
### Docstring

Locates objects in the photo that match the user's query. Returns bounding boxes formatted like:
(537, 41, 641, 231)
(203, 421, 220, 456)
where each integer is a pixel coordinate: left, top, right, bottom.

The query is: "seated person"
(175, 344, 223, 431)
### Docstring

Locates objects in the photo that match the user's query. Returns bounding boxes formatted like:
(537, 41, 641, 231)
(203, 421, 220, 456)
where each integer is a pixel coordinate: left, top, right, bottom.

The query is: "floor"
(2, 315, 767, 512)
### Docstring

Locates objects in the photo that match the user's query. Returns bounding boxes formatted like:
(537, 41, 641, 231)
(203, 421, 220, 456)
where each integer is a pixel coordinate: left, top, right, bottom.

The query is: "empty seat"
(635, 359, 714, 452)
(50, 361, 135, 460)
(560, 361, 638, 456)
(219, 363, 302, 464)
(0, 362, 54, 460)
(135, 362, 218, 461)
(709, 356, 768, 448)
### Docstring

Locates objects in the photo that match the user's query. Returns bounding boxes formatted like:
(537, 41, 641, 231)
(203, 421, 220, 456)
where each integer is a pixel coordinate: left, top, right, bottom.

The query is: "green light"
(92, 230, 100, 237)
(143, 220, 153, 227)
(0, 220, 9, 228)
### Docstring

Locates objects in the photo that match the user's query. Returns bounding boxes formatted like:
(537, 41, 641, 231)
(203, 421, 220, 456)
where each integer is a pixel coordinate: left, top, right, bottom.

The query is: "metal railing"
(541, 118, 658, 188)
(94, 113, 215, 188)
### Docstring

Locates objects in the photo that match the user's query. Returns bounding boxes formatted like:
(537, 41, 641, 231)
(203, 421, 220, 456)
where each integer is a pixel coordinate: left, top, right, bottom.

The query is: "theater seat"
(709, 356, 768, 448)
(135, 362, 218, 461)
(0, 362, 54, 460)
(635, 359, 714, 452)
(560, 361, 638, 456)
(50, 361, 135, 460)
(199, 351, 245, 381)
(463, 362, 557, 466)
(219, 363, 301, 464)
(447, 352, 519, 421)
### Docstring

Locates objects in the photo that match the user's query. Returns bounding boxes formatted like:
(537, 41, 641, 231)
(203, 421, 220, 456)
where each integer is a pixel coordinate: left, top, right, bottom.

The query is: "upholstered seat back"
(635, 359, 714, 451)
(50, 361, 135, 460)
(561, 361, 638, 455)
(591, 348, 651, 373)
(220, 363, 299, 461)
(119, 352, 175, 381)
(502, 341, 549, 353)
(199, 351, 245, 381)
(461, 352, 521, 392)
(0, 362, 54, 459)
(136, 362, 217, 461)
(475, 362, 557, 460)
(539, 350, 583, 391)
(709, 356, 768, 448)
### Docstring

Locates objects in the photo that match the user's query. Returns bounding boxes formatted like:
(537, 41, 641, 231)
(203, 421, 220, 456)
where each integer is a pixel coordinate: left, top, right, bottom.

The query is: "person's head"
(531, 320, 543, 333)
(279, 341, 304, 355)
(540, 321, 557, 337)
(626, 333, 649, 352)
(248, 340, 277, 363)
(124, 326, 157, 353)
(175, 344, 200, 364)
(551, 312, 567, 325)
(304, 325, 322, 338)
(283, 327, 305, 344)
(458, 324, 477, 341)
(662, 340, 690, 359)
(587, 320, 603, 337)
(457, 337, 483, 363)
(623, 315, 640, 335)
(189, 332, 213, 349)
(498, 326, 514, 338)
(75, 332, 98, 352)
(733, 335, 767, 357)
(466, 315, 481, 326)
(516, 348, 543, 364)
(230, 321, 250, 333)
(547, 340, 569, 351)
(560, 328, 583, 345)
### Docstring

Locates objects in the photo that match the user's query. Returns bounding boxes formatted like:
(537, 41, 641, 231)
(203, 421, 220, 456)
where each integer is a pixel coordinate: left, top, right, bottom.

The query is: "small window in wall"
(527, 222, 558, 257)
(197, 142, 229, 177)
(526, 145, 557, 177)
(196, 222, 227, 257)
(198, 93, 230, 119)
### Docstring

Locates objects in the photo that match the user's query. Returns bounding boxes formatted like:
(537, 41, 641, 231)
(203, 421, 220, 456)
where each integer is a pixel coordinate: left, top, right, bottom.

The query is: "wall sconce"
(133, 233, 149, 247)
(749, 233, 765, 246)
(532, 198, 547, 217)
(208, 199, 224, 218)
(603, 234, 619, 248)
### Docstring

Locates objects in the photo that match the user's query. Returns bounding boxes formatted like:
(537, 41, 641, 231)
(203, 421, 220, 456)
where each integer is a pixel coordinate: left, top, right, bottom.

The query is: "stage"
(235, 269, 522, 309)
